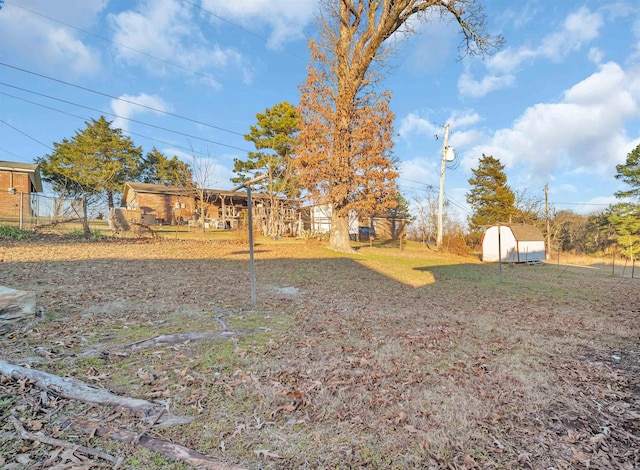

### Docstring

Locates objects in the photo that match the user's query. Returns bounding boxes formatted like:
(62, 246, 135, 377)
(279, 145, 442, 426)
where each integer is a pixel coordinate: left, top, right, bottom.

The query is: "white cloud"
(449, 129, 484, 150)
(588, 47, 604, 64)
(109, 0, 246, 85)
(448, 110, 482, 128)
(110, 93, 171, 132)
(398, 113, 439, 138)
(399, 109, 481, 140)
(399, 157, 440, 189)
(200, 0, 316, 49)
(0, 0, 105, 75)
(539, 7, 602, 62)
(457, 73, 516, 98)
(460, 62, 640, 181)
(460, 7, 604, 97)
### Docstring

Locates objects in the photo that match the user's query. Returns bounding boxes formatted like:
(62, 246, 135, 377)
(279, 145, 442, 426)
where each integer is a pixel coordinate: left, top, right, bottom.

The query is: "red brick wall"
(0, 172, 31, 217)
(128, 192, 195, 224)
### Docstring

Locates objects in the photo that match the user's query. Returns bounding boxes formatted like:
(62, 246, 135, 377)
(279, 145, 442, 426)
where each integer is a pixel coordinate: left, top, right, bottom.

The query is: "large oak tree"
(296, 0, 502, 252)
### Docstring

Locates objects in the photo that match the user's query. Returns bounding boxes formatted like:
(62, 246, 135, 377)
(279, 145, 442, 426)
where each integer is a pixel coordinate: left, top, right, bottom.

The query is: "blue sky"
(1, 0, 639, 222)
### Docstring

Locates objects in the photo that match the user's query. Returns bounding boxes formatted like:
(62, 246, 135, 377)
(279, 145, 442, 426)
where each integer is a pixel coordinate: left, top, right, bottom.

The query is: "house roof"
(123, 182, 196, 196)
(0, 161, 43, 192)
(121, 182, 296, 206)
(500, 223, 544, 241)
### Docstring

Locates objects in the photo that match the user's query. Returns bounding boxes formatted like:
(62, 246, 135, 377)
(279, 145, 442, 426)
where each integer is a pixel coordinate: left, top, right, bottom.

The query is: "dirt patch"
(1, 237, 638, 469)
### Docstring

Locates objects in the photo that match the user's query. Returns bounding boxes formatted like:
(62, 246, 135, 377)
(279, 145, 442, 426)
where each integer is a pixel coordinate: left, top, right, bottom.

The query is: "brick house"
(120, 182, 300, 234)
(121, 182, 197, 225)
(0, 161, 43, 219)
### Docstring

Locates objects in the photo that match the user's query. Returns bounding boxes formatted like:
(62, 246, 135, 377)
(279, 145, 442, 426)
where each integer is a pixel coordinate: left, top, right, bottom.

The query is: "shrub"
(0, 225, 32, 240)
(442, 234, 470, 256)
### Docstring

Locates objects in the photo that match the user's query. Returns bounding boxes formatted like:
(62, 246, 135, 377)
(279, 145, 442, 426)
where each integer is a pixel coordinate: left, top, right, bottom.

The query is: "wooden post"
(612, 249, 615, 277)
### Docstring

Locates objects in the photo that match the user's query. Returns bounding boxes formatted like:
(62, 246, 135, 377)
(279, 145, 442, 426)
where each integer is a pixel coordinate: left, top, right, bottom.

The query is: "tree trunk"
(106, 190, 114, 209)
(82, 193, 91, 237)
(328, 212, 354, 253)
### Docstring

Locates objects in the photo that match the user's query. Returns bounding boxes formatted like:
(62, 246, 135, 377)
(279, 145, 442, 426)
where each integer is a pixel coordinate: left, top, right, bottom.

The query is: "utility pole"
(436, 124, 450, 250)
(544, 184, 550, 256)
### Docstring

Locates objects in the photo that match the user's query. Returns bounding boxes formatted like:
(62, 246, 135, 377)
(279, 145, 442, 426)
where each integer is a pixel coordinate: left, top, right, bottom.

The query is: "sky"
(1, 0, 639, 222)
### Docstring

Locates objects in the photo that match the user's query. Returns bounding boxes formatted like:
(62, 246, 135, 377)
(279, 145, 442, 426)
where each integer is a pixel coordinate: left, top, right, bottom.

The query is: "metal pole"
(19, 191, 24, 230)
(247, 186, 257, 306)
(544, 184, 550, 257)
(498, 225, 502, 283)
(232, 174, 268, 307)
(436, 124, 449, 250)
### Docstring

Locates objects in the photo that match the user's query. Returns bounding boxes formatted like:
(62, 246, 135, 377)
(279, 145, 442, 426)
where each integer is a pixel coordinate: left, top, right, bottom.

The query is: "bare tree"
(187, 147, 217, 231)
(297, 0, 502, 252)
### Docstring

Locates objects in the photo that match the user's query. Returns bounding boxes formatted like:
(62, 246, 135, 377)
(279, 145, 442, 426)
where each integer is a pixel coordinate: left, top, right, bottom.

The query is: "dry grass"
(0, 236, 638, 469)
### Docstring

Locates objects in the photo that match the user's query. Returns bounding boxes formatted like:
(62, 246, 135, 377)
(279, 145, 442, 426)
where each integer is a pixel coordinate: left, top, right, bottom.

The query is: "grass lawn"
(0, 235, 638, 469)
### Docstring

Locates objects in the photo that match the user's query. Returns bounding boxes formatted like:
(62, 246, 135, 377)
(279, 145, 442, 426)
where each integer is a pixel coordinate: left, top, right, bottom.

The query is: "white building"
(482, 224, 546, 263)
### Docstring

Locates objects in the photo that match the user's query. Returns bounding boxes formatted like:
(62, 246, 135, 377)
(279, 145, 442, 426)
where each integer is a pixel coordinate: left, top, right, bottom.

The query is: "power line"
(397, 176, 435, 191)
(0, 91, 238, 159)
(444, 194, 472, 215)
(0, 84, 253, 153)
(0, 146, 27, 160)
(0, 119, 52, 151)
(0, 62, 245, 137)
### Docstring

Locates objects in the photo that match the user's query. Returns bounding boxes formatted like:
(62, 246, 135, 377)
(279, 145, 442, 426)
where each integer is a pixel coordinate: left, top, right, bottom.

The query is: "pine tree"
(615, 143, 640, 201)
(466, 154, 516, 233)
(610, 143, 640, 258)
(139, 148, 193, 186)
(231, 102, 299, 236)
(38, 116, 142, 209)
(232, 101, 299, 199)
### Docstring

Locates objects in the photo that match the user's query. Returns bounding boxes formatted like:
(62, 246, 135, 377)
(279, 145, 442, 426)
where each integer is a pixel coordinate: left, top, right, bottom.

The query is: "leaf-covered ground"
(1, 236, 638, 469)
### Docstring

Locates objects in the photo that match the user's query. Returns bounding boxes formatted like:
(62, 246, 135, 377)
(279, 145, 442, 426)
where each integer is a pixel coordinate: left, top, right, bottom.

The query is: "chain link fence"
(0, 192, 105, 233)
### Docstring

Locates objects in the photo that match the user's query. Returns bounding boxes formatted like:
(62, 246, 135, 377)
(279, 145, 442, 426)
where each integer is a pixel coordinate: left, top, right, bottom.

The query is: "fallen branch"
(0, 285, 37, 335)
(9, 415, 123, 467)
(0, 359, 191, 427)
(69, 418, 246, 470)
(128, 331, 236, 350)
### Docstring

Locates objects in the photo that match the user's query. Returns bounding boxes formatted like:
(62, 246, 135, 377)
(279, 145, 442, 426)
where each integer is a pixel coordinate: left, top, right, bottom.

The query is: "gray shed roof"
(503, 223, 544, 241)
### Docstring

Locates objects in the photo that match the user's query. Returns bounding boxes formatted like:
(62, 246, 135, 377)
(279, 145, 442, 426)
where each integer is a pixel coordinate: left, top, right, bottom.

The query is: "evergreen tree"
(386, 193, 415, 222)
(232, 102, 299, 236)
(232, 102, 299, 199)
(608, 203, 640, 259)
(614, 143, 640, 201)
(139, 148, 193, 186)
(466, 154, 516, 233)
(610, 143, 640, 258)
(37, 116, 142, 209)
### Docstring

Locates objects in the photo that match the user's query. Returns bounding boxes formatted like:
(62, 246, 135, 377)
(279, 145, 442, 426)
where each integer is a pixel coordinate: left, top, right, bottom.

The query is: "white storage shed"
(482, 224, 546, 263)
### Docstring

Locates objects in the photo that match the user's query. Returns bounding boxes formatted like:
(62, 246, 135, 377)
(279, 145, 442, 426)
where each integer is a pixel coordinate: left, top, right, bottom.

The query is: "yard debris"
(0, 359, 192, 427)
(1, 237, 638, 468)
(69, 418, 245, 470)
(9, 415, 123, 468)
